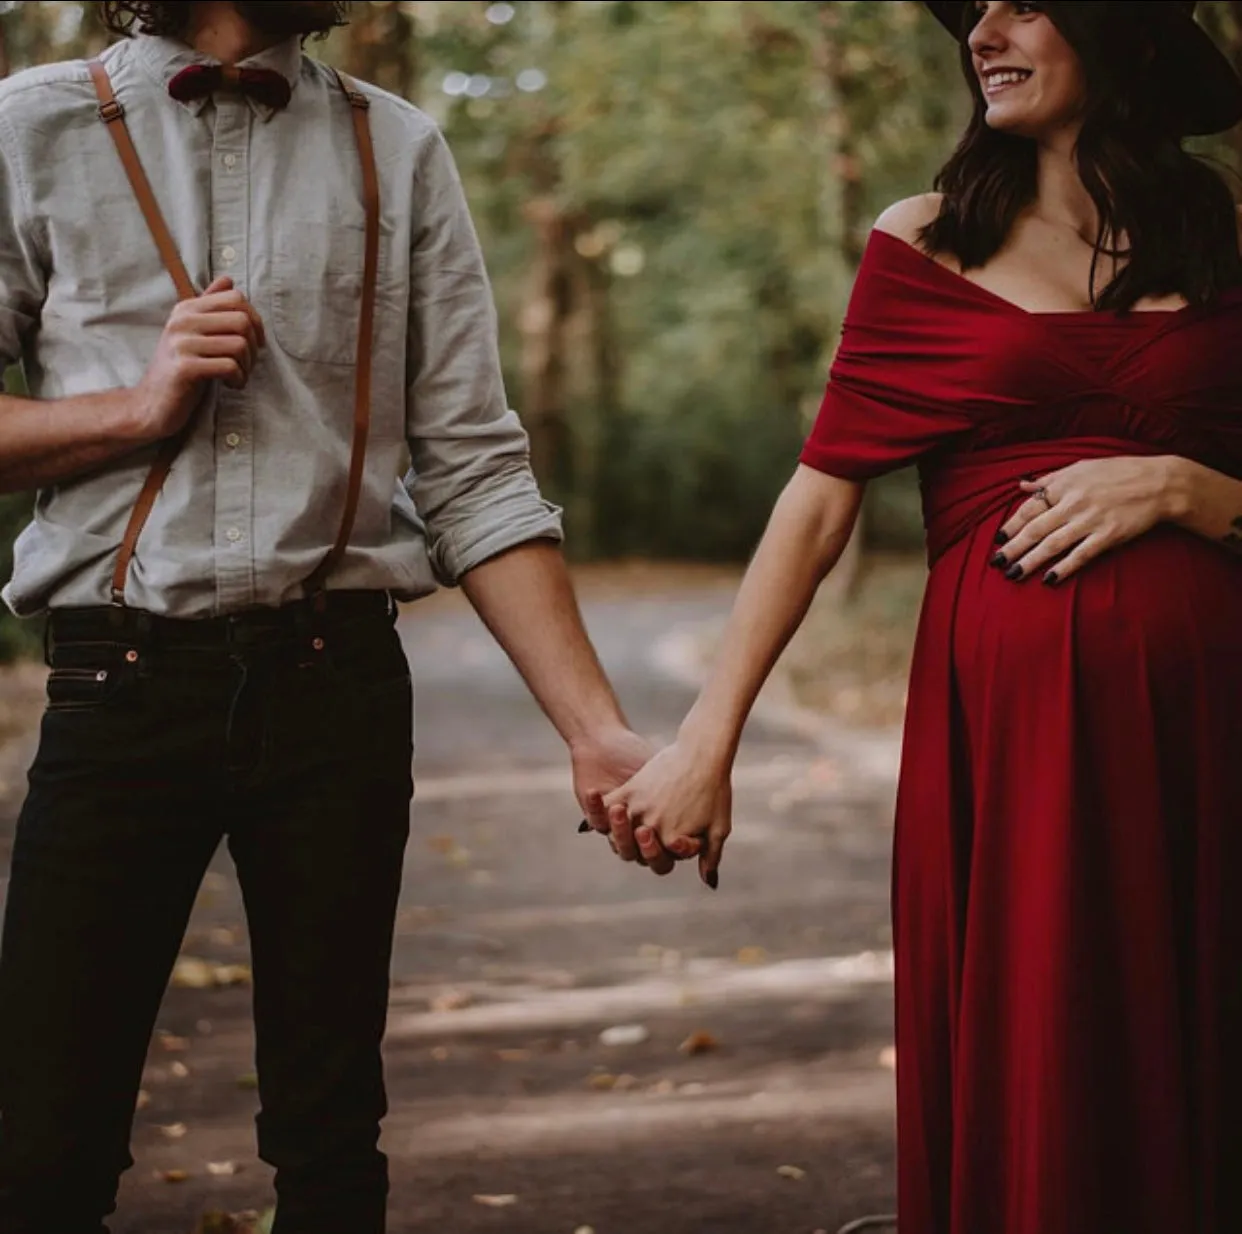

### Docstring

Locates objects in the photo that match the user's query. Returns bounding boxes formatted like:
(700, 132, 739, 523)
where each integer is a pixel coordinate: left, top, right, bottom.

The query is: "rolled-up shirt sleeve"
(403, 126, 562, 587)
(0, 113, 46, 369)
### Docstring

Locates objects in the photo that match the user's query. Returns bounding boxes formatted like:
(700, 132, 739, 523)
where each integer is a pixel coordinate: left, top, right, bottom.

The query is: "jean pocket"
(45, 645, 135, 714)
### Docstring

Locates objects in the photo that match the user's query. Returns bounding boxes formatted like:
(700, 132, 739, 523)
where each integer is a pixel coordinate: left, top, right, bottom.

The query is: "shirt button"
(225, 527, 243, 544)
(224, 432, 241, 449)
(220, 245, 237, 266)
(223, 153, 237, 169)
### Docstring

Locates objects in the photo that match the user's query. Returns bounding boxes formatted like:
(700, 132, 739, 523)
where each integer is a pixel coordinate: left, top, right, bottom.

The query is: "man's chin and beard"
(231, 1, 344, 39)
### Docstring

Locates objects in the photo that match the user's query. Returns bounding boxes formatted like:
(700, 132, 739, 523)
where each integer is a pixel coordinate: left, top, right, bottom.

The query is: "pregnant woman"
(597, 3, 1242, 1231)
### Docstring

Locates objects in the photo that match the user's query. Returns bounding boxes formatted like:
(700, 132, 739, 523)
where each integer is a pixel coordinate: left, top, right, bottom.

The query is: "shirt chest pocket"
(268, 217, 390, 366)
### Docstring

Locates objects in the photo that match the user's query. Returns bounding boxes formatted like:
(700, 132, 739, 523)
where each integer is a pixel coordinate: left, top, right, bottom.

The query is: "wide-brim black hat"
(924, 1, 1242, 136)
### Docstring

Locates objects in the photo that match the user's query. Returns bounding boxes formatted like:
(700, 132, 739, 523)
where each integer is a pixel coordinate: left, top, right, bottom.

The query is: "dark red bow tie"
(168, 63, 293, 111)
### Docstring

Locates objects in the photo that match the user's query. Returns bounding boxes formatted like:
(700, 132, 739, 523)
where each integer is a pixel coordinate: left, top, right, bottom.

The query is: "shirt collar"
(134, 34, 302, 121)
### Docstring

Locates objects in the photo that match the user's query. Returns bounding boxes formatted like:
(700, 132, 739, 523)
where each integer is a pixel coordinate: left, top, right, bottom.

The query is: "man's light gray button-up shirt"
(0, 33, 562, 617)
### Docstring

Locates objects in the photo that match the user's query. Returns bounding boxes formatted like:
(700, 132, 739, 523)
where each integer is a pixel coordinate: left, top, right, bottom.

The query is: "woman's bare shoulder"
(873, 193, 944, 245)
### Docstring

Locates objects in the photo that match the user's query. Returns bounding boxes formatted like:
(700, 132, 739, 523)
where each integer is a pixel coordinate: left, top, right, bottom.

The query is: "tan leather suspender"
(87, 60, 379, 609)
(301, 73, 379, 600)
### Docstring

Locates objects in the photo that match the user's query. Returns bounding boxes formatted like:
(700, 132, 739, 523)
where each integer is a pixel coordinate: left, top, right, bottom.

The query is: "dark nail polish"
(1005, 564, 1024, 581)
(1043, 571, 1059, 587)
(706, 870, 720, 890)
(578, 819, 591, 834)
(994, 531, 1009, 546)
(990, 552, 1008, 569)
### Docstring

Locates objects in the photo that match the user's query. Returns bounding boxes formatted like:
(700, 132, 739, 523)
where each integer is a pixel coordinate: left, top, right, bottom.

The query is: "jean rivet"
(125, 649, 139, 664)
(312, 637, 325, 652)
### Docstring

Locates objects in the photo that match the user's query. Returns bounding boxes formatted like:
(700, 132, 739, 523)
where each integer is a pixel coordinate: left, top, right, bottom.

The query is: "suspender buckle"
(97, 99, 125, 123)
(343, 88, 370, 110)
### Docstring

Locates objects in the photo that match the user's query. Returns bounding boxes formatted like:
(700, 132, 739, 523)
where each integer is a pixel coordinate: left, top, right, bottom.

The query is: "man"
(0, 3, 681, 1231)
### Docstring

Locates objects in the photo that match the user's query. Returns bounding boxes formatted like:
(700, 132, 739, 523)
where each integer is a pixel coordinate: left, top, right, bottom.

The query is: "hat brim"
(923, 1, 1242, 136)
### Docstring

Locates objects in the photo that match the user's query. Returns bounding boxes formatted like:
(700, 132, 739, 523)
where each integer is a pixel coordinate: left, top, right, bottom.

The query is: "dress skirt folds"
(800, 230, 1242, 1234)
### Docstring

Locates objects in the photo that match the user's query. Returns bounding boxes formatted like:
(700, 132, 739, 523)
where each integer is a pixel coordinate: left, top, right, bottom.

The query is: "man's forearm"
(0, 388, 149, 493)
(459, 540, 627, 745)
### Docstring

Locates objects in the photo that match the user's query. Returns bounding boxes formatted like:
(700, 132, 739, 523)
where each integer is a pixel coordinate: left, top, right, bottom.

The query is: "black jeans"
(0, 593, 414, 1234)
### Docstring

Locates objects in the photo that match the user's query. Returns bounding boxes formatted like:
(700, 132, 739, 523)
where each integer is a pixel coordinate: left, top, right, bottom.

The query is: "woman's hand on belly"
(991, 455, 1184, 585)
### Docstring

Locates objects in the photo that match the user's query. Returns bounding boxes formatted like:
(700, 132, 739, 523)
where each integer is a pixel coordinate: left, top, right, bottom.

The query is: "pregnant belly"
(946, 522, 1242, 709)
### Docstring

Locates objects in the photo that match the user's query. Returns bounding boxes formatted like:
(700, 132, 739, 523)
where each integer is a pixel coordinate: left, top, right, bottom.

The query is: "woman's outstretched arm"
(601, 463, 865, 888)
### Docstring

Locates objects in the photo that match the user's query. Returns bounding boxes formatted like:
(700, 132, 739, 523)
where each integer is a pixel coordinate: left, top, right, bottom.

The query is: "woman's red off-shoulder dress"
(801, 230, 1242, 1234)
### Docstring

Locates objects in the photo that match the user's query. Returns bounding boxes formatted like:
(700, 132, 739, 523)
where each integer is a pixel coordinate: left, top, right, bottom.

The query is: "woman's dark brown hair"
(99, 3, 351, 42)
(921, 2, 1242, 310)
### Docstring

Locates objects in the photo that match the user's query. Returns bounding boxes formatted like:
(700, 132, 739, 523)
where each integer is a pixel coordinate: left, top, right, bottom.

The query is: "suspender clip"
(97, 99, 125, 123)
(343, 88, 370, 110)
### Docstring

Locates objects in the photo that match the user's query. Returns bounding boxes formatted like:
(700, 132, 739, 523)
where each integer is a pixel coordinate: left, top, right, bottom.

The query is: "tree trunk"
(513, 1, 610, 552)
(518, 198, 577, 498)
(342, 0, 416, 101)
(517, 196, 606, 554)
(813, 1, 867, 600)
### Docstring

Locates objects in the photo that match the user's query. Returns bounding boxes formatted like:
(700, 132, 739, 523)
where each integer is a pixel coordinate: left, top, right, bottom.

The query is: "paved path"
(0, 566, 902, 1234)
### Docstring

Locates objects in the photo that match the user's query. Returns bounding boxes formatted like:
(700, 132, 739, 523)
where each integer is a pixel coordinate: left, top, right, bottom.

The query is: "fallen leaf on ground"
(207, 1161, 242, 1176)
(472, 1194, 518, 1208)
(599, 1024, 649, 1048)
(430, 990, 472, 1013)
(193, 1213, 246, 1234)
(158, 1122, 187, 1139)
(588, 1072, 618, 1091)
(158, 1034, 191, 1053)
(679, 1030, 721, 1056)
(736, 946, 768, 966)
(212, 964, 252, 987)
(194, 1214, 266, 1234)
(171, 958, 216, 989)
(170, 1061, 191, 1079)
(158, 1168, 190, 1183)
(236, 1073, 259, 1090)
(430, 1046, 451, 1062)
(427, 836, 472, 866)
(777, 1164, 807, 1181)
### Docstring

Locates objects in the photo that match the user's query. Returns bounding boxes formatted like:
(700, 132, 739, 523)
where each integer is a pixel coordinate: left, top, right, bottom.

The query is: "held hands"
(133, 276, 267, 442)
(588, 738, 731, 890)
(992, 455, 1180, 584)
(571, 723, 681, 874)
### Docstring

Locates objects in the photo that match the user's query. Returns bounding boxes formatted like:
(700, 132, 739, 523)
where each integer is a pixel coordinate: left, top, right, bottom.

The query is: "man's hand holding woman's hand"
(588, 738, 732, 890)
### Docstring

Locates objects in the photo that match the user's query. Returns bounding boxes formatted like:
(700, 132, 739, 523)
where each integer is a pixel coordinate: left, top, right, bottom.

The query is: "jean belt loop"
(295, 589, 328, 665)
